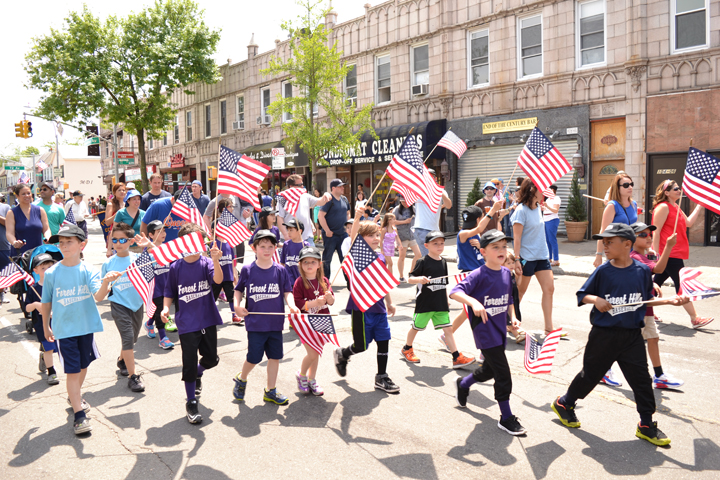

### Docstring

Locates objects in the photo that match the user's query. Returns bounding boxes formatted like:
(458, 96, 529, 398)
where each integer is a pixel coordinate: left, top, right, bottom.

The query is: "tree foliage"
(466, 177, 484, 206)
(0, 145, 40, 163)
(261, 0, 375, 181)
(24, 0, 220, 190)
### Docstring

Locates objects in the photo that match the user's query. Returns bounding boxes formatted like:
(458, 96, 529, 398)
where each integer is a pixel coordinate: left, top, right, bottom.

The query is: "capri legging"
(653, 257, 684, 294)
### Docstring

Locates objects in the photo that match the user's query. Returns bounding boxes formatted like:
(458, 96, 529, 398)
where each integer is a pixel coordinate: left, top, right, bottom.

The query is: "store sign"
(170, 154, 185, 168)
(125, 166, 155, 181)
(272, 147, 285, 170)
(117, 151, 134, 159)
(53, 167, 63, 177)
(482, 117, 538, 134)
(325, 134, 424, 166)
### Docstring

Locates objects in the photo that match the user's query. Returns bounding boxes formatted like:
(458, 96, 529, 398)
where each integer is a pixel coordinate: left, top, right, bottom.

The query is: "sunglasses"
(637, 232, 653, 238)
(111, 238, 130, 244)
(672, 187, 681, 191)
(618, 182, 634, 188)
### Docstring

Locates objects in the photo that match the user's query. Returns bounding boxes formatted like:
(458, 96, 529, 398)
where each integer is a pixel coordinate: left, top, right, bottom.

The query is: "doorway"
(591, 118, 626, 234)
(355, 166, 371, 206)
(591, 162, 624, 234)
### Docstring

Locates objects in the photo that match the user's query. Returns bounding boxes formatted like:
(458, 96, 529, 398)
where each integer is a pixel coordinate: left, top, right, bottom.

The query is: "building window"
(205, 104, 211, 138)
(344, 65, 357, 106)
(282, 82, 293, 122)
(577, 0, 605, 67)
(149, 138, 154, 149)
(130, 136, 135, 151)
(672, 0, 708, 52)
(411, 44, 429, 87)
(163, 134, 167, 146)
(186, 111, 192, 141)
(518, 15, 543, 78)
(105, 142, 109, 158)
(376, 54, 391, 104)
(468, 29, 489, 87)
(220, 100, 227, 135)
(237, 96, 245, 126)
(174, 116, 179, 144)
(261, 88, 271, 122)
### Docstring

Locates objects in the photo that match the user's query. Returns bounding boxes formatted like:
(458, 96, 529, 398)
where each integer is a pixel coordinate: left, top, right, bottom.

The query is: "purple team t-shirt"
(164, 256, 223, 334)
(215, 239, 235, 283)
(346, 253, 388, 314)
(450, 265, 513, 350)
(280, 239, 308, 283)
(152, 262, 171, 299)
(236, 262, 292, 332)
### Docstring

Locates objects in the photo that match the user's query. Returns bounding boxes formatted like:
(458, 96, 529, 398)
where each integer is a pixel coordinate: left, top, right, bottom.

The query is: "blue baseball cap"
(483, 181, 497, 191)
(192, 180, 202, 187)
(124, 189, 141, 205)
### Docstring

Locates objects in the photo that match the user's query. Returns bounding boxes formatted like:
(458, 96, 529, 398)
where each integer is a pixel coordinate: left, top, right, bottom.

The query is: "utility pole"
(113, 124, 118, 183)
(32, 154, 36, 187)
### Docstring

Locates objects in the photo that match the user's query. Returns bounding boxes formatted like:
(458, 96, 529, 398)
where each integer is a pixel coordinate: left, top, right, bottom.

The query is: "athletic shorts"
(111, 302, 144, 350)
(400, 239, 417, 248)
(521, 259, 552, 276)
(179, 326, 219, 382)
(641, 315, 659, 340)
(57, 333, 99, 374)
(33, 318, 57, 353)
(351, 310, 391, 349)
(247, 331, 284, 364)
(413, 311, 451, 330)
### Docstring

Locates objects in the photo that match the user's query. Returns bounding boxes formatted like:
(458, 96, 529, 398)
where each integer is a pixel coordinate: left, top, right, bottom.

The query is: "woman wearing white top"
(542, 185, 561, 266)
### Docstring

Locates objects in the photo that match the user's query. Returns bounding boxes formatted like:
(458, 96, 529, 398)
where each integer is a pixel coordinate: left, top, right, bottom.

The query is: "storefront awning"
(324, 119, 447, 166)
(241, 141, 309, 170)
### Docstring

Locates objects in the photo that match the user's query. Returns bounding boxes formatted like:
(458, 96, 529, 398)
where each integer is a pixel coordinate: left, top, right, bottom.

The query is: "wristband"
(595, 252, 603, 256)
(485, 214, 492, 219)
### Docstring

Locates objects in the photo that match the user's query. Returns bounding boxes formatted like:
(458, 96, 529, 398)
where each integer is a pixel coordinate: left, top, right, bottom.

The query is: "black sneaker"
(455, 377, 469, 408)
(333, 347, 348, 377)
(186, 399, 202, 424)
(117, 358, 129, 377)
(551, 397, 581, 428)
(128, 374, 145, 392)
(498, 415, 527, 436)
(195, 377, 203, 397)
(374, 374, 400, 393)
(636, 421, 671, 446)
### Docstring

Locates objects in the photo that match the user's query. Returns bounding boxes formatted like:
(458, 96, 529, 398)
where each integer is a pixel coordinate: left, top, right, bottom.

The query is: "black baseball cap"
(49, 224, 86, 243)
(630, 222, 657, 233)
(592, 223, 636, 243)
(330, 179, 346, 189)
(461, 206, 485, 229)
(284, 218, 304, 231)
(147, 220, 166, 234)
(480, 229, 512, 248)
(252, 229, 278, 245)
(299, 246, 322, 261)
(72, 190, 84, 197)
(424, 230, 445, 243)
(32, 253, 56, 270)
(259, 206, 277, 218)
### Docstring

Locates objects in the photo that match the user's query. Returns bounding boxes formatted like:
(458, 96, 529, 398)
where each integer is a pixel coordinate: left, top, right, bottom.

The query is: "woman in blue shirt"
(593, 173, 637, 268)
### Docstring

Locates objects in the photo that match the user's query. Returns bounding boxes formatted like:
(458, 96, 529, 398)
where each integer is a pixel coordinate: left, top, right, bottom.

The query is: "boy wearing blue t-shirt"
(451, 229, 526, 436)
(41, 225, 107, 435)
(233, 229, 300, 406)
(551, 223, 689, 446)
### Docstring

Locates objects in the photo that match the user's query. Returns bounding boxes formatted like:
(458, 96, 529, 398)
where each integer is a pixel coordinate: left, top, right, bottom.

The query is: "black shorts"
(179, 326, 219, 382)
(212, 281, 235, 302)
(521, 259, 552, 276)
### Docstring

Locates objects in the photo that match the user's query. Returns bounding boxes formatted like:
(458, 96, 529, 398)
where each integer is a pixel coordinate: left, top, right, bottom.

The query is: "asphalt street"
(1, 222, 719, 479)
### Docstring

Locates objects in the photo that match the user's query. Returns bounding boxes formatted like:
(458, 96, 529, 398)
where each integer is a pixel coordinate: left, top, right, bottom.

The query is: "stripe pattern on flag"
(386, 136, 444, 212)
(437, 130, 468, 158)
(62, 206, 77, 226)
(679, 267, 715, 301)
(127, 251, 156, 318)
(288, 313, 340, 356)
(340, 235, 399, 312)
(0, 262, 35, 289)
(517, 127, 572, 192)
(683, 147, 720, 215)
(524, 328, 563, 374)
(277, 188, 306, 217)
(171, 188, 209, 234)
(453, 272, 469, 283)
(150, 231, 206, 266)
(218, 146, 270, 211)
(215, 209, 251, 247)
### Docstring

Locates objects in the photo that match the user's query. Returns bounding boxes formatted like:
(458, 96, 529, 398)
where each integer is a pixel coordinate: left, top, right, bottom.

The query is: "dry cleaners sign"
(325, 134, 424, 166)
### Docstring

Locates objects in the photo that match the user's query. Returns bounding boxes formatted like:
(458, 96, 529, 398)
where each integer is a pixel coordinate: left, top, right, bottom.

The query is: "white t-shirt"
(414, 191, 445, 231)
(65, 199, 89, 221)
(543, 196, 561, 221)
(277, 192, 322, 241)
(341, 236, 352, 257)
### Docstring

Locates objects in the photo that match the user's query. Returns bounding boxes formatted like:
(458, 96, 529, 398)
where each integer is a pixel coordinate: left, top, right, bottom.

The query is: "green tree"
(24, 0, 220, 191)
(466, 177, 483, 206)
(0, 144, 40, 163)
(261, 0, 375, 182)
(565, 170, 588, 222)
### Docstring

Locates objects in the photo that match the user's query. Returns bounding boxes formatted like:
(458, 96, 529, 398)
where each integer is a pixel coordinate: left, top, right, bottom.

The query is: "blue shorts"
(521, 259, 552, 276)
(33, 318, 57, 353)
(247, 331, 284, 364)
(351, 310, 391, 349)
(57, 333, 99, 374)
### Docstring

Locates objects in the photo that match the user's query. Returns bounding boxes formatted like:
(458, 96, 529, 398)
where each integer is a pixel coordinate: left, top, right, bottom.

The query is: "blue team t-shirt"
(214, 239, 235, 283)
(141, 198, 186, 242)
(236, 262, 292, 332)
(456, 232, 486, 272)
(280, 239, 308, 283)
(450, 265, 513, 350)
(577, 259, 653, 329)
(102, 253, 144, 311)
(164, 256, 223, 334)
(510, 203, 549, 261)
(41, 262, 103, 340)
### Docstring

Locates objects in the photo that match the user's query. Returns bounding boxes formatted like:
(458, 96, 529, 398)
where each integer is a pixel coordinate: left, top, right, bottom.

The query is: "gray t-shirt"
(392, 204, 415, 241)
(0, 203, 11, 250)
(205, 195, 251, 227)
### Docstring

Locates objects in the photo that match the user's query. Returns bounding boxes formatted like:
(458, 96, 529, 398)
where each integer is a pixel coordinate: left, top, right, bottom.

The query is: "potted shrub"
(564, 171, 589, 242)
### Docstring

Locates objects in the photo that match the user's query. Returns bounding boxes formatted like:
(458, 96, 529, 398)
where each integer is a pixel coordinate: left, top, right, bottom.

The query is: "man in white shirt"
(413, 169, 452, 256)
(276, 174, 331, 247)
(65, 190, 91, 237)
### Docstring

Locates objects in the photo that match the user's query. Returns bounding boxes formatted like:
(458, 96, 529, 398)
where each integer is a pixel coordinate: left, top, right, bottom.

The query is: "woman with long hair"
(652, 179, 712, 329)
(511, 178, 559, 336)
(393, 195, 422, 281)
(593, 173, 638, 268)
(105, 183, 126, 257)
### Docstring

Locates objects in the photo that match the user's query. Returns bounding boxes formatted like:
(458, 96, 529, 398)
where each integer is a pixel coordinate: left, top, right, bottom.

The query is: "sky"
(0, 0, 368, 157)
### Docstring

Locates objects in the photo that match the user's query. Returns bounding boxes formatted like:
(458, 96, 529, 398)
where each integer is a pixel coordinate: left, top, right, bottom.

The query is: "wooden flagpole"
(211, 144, 221, 244)
(674, 138, 693, 234)
(583, 194, 605, 202)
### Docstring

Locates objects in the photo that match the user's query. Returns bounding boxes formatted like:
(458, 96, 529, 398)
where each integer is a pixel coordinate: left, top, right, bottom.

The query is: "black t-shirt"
(26, 283, 43, 325)
(410, 255, 449, 313)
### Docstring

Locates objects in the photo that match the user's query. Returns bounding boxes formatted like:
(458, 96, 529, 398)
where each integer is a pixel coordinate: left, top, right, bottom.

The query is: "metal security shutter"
(457, 140, 577, 235)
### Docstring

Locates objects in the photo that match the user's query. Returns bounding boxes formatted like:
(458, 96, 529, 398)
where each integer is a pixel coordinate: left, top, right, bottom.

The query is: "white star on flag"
(683, 147, 720, 215)
(517, 127, 572, 192)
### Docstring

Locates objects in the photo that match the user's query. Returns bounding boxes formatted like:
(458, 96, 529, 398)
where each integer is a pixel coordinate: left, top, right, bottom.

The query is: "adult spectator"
(511, 178, 558, 336)
(33, 182, 65, 235)
(261, 189, 273, 208)
(651, 179, 712, 329)
(6, 184, 49, 255)
(140, 173, 171, 211)
(318, 178, 350, 277)
(65, 190, 91, 238)
(112, 189, 145, 234)
(356, 191, 366, 203)
(542, 185, 561, 266)
(277, 174, 330, 247)
(413, 170, 452, 257)
(190, 180, 210, 213)
(0, 197, 10, 303)
(106, 183, 126, 225)
(54, 193, 65, 206)
(141, 190, 187, 242)
(204, 193, 252, 262)
(474, 181, 508, 234)
(392, 194, 421, 281)
(593, 173, 638, 268)
(357, 183, 366, 199)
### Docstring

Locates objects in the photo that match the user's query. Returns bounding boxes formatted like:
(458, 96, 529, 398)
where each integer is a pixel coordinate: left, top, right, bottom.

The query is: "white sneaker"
(600, 369, 622, 387)
(653, 372, 684, 389)
(438, 333, 447, 350)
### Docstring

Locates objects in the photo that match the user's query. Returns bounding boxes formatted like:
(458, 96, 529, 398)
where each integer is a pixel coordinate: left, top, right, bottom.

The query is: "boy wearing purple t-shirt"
(161, 223, 223, 425)
(143, 220, 174, 350)
(280, 218, 308, 284)
(233, 229, 300, 406)
(450, 229, 527, 436)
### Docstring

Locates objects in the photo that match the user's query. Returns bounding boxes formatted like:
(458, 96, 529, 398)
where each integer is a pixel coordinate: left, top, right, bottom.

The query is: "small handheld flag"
(0, 262, 35, 289)
(682, 147, 720, 215)
(341, 235, 399, 312)
(127, 251, 156, 318)
(524, 328, 563, 374)
(288, 313, 340, 356)
(150, 231, 206, 266)
(215, 209, 251, 247)
(386, 137, 444, 212)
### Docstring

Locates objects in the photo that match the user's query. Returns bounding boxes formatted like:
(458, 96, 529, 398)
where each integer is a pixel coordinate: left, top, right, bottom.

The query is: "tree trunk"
(137, 128, 149, 192)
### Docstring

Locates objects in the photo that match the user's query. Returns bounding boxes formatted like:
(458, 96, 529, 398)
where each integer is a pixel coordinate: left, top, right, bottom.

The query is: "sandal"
(654, 314, 662, 323)
(692, 317, 714, 329)
(515, 330, 526, 344)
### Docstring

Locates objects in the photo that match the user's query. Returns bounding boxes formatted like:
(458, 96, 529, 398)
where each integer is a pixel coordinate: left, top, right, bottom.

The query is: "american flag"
(218, 146, 270, 211)
(127, 251, 156, 318)
(151, 231, 206, 266)
(171, 187, 209, 234)
(36, 160, 48, 172)
(386, 136, 444, 213)
(273, 243, 283, 264)
(524, 328, 563, 374)
(517, 127, 572, 192)
(0, 262, 35, 289)
(215, 208, 251, 247)
(683, 148, 720, 215)
(453, 272, 469, 283)
(18, 172, 30, 184)
(277, 187, 306, 217)
(543, 187, 555, 199)
(288, 313, 340, 356)
(679, 267, 717, 301)
(437, 130, 467, 158)
(341, 235, 399, 311)
(62, 205, 77, 226)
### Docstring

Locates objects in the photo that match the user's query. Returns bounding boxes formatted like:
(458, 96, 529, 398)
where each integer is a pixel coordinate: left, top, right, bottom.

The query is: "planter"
(565, 221, 589, 242)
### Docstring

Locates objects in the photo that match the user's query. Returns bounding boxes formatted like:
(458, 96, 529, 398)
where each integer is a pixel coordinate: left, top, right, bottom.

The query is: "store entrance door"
(591, 161, 624, 234)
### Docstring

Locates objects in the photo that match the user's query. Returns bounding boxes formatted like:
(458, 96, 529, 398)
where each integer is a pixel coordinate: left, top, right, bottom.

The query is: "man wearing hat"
(413, 170, 452, 257)
(276, 174, 331, 247)
(190, 180, 210, 213)
(139, 173, 171, 211)
(474, 181, 508, 235)
(318, 178, 351, 277)
(65, 191, 91, 237)
(34, 182, 66, 236)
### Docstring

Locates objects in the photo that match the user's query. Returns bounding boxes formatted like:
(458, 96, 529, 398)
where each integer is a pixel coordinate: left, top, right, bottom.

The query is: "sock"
(157, 327, 166, 339)
(460, 374, 477, 389)
(403, 345, 411, 351)
(185, 381, 196, 401)
(452, 351, 460, 361)
(197, 364, 206, 377)
(342, 346, 355, 359)
(559, 393, 577, 408)
(47, 366, 56, 375)
(653, 366, 663, 377)
(640, 413, 653, 427)
(229, 300, 235, 313)
(377, 341, 389, 375)
(74, 410, 86, 421)
(147, 318, 155, 327)
(499, 400, 513, 420)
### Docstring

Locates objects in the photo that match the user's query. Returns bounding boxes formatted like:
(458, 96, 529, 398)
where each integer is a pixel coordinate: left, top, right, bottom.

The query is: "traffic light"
(86, 125, 100, 156)
(208, 166, 217, 180)
(25, 121, 32, 138)
(15, 122, 23, 138)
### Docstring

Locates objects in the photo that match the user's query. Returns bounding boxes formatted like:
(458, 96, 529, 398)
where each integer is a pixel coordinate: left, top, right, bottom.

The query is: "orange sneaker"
(401, 347, 420, 363)
(453, 353, 476, 369)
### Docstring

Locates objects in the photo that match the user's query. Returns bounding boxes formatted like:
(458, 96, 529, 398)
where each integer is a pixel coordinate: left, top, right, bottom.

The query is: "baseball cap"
(284, 218, 304, 231)
(41, 182, 55, 192)
(483, 181, 497, 191)
(32, 253, 56, 270)
(427, 168, 436, 175)
(146, 220, 166, 234)
(252, 229, 278, 246)
(461, 205, 485, 229)
(630, 222, 657, 233)
(124, 189, 141, 205)
(344, 218, 354, 226)
(330, 178, 346, 189)
(72, 190, 84, 197)
(480, 229, 513, 248)
(298, 246, 322, 261)
(424, 230, 445, 243)
(192, 180, 202, 187)
(592, 223, 636, 243)
(48, 224, 86, 243)
(126, 182, 136, 190)
(259, 206, 277, 218)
